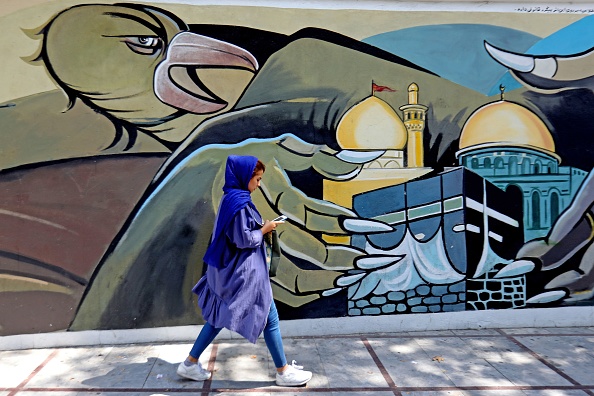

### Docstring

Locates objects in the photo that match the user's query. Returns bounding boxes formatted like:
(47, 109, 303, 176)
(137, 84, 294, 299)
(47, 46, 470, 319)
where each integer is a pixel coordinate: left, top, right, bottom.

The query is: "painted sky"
(364, 16, 594, 97)
(363, 24, 539, 96)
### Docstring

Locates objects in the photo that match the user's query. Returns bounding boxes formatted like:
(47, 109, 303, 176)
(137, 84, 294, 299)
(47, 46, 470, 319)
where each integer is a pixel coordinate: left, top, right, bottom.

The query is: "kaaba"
(349, 166, 525, 314)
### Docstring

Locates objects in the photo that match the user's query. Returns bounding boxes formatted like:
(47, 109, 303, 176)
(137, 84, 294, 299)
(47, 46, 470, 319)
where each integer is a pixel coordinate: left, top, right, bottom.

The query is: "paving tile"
(315, 337, 379, 361)
(260, 392, 393, 396)
(205, 392, 271, 396)
(368, 337, 456, 388)
(18, 393, 166, 396)
(313, 337, 389, 388)
(209, 339, 274, 389)
(366, 332, 407, 338)
(328, 393, 395, 396)
(26, 345, 156, 389)
(502, 328, 556, 335)
(514, 335, 594, 385)
(451, 329, 502, 336)
(414, 336, 516, 387)
(399, 391, 480, 396)
(145, 342, 213, 389)
(0, 348, 54, 388)
(276, 336, 326, 389)
(457, 391, 533, 396)
(17, 393, 82, 396)
(540, 328, 594, 335)
(249, 392, 386, 396)
(522, 390, 591, 396)
(406, 330, 457, 337)
(503, 327, 594, 335)
(467, 337, 574, 387)
(267, 392, 322, 396)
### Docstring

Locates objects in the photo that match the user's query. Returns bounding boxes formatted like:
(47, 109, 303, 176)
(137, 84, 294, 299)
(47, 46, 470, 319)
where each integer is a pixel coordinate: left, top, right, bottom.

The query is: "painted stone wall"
(1, 0, 594, 336)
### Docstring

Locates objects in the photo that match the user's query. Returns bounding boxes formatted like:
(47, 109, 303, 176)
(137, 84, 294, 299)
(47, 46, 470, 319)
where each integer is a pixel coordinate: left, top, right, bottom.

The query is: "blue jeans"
(189, 300, 287, 368)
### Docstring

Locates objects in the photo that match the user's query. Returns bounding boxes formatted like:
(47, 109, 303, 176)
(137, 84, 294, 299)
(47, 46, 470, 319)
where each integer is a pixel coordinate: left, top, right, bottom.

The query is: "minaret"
(400, 83, 428, 168)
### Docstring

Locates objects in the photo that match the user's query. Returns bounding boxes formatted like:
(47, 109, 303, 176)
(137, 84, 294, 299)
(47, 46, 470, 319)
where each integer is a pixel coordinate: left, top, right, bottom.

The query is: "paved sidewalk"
(1, 326, 594, 395)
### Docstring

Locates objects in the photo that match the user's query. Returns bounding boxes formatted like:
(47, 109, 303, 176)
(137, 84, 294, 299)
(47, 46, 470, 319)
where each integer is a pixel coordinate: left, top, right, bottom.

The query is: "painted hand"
(71, 134, 396, 329)
(204, 135, 397, 307)
(494, 168, 594, 304)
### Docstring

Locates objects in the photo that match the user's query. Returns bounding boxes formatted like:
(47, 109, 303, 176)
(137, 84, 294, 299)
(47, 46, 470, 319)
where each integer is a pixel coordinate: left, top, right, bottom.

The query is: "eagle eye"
(123, 36, 163, 55)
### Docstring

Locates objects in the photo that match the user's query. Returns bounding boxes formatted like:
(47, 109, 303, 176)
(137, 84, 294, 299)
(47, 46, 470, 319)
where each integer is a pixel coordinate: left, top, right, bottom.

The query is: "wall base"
(2, 306, 593, 351)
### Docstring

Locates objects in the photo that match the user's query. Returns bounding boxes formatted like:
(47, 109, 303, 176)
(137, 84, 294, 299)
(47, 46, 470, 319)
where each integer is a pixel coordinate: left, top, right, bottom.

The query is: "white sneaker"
(177, 361, 211, 381)
(275, 360, 312, 387)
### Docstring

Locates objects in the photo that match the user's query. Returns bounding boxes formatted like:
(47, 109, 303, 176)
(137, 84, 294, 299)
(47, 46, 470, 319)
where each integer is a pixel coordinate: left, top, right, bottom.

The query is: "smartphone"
(272, 215, 287, 222)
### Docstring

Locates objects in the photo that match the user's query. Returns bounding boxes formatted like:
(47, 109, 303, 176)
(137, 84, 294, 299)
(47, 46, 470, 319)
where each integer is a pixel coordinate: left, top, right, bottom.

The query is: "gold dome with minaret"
(324, 82, 433, 243)
(335, 82, 431, 169)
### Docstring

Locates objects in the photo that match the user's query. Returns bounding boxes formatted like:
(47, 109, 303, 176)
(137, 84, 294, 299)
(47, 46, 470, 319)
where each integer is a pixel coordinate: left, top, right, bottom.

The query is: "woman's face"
(248, 169, 264, 193)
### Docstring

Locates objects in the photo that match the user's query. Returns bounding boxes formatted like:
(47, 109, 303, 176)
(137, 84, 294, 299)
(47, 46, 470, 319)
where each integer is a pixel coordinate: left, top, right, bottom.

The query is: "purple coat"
(193, 206, 272, 343)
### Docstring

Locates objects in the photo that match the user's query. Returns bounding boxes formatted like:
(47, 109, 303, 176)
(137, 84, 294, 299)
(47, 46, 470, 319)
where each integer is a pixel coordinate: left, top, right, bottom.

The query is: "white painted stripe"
(488, 231, 503, 242)
(486, 207, 520, 227)
(0, 209, 76, 234)
(466, 197, 483, 211)
(466, 224, 480, 233)
(465, 198, 519, 227)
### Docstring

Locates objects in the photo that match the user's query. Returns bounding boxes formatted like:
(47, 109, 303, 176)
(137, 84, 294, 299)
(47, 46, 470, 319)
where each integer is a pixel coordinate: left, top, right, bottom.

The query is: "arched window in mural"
(508, 156, 518, 175)
(494, 157, 504, 175)
(471, 158, 478, 168)
(534, 162, 541, 174)
(550, 191, 560, 225)
(483, 157, 491, 169)
(531, 190, 541, 229)
(522, 160, 531, 175)
(547, 161, 555, 174)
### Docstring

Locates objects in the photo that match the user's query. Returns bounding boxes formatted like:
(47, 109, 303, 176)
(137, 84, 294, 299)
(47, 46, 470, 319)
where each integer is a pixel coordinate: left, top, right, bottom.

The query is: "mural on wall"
(1, 1, 594, 336)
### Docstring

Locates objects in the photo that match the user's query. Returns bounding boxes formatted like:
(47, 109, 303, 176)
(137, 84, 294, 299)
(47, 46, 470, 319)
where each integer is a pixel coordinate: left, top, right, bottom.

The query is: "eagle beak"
(155, 32, 259, 114)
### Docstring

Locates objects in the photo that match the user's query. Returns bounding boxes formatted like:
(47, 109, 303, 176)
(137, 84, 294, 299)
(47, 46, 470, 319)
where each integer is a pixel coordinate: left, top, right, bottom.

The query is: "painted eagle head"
(27, 3, 258, 148)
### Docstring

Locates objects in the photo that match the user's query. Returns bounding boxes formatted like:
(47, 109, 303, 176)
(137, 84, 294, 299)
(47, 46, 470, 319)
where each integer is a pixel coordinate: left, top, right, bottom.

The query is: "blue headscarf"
(203, 155, 259, 268)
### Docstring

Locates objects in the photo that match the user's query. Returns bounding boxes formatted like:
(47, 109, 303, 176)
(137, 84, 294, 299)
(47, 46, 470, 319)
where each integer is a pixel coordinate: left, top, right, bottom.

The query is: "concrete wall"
(1, 0, 594, 340)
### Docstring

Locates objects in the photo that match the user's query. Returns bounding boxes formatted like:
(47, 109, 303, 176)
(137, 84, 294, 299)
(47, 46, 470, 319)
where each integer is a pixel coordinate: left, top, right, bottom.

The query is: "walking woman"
(177, 155, 313, 387)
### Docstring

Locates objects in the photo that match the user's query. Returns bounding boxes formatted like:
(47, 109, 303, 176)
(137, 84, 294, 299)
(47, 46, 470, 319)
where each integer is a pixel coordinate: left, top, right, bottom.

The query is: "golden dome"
(459, 100, 555, 153)
(336, 96, 407, 150)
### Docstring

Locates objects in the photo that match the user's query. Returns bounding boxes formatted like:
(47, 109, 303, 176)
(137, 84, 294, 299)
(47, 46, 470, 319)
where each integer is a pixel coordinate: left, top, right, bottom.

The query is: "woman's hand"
(261, 220, 282, 234)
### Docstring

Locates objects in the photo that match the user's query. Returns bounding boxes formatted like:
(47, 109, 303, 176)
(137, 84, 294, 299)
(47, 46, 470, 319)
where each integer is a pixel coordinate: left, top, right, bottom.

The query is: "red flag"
(372, 82, 396, 93)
